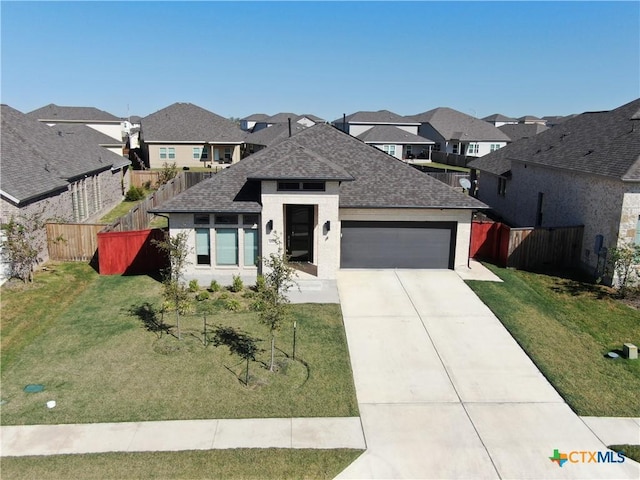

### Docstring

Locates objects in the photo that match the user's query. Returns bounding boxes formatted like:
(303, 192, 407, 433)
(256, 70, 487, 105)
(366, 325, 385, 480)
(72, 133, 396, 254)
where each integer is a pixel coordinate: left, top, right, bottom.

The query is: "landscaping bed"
(0, 264, 359, 425)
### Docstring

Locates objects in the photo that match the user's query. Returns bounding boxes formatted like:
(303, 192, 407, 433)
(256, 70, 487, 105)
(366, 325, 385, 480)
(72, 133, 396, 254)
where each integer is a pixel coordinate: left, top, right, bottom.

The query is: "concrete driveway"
(336, 269, 639, 480)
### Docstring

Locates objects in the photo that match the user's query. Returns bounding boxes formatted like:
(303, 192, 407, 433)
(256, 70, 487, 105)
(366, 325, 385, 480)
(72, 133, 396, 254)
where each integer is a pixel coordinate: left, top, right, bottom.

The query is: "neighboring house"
(54, 123, 126, 157)
(482, 113, 518, 127)
(150, 123, 486, 284)
(27, 103, 125, 142)
(240, 113, 269, 131)
(250, 113, 324, 133)
(407, 107, 511, 157)
(244, 121, 307, 154)
(498, 123, 549, 143)
(332, 110, 433, 160)
(517, 115, 546, 125)
(1, 105, 131, 263)
(140, 103, 246, 168)
(355, 125, 435, 161)
(467, 98, 640, 278)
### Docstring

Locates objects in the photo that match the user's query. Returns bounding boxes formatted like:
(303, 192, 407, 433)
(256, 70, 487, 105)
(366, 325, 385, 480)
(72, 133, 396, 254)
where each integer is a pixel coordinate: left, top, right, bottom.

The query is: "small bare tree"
(153, 231, 192, 339)
(253, 235, 296, 371)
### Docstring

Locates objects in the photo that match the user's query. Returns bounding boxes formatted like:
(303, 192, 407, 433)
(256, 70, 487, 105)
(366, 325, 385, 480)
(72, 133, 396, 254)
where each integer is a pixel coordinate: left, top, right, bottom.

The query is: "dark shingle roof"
(242, 113, 270, 121)
(1, 105, 130, 204)
(482, 113, 517, 123)
(141, 103, 246, 143)
(152, 123, 486, 214)
(334, 110, 419, 125)
(54, 123, 124, 146)
(27, 103, 121, 122)
(498, 123, 549, 142)
(518, 115, 544, 123)
(356, 125, 435, 144)
(264, 113, 299, 124)
(300, 114, 325, 123)
(407, 107, 511, 142)
(468, 98, 640, 181)
(245, 122, 307, 147)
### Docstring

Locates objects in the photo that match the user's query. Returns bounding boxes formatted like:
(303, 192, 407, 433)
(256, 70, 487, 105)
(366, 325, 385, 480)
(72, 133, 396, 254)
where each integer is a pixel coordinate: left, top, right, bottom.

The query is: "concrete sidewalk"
(0, 417, 366, 457)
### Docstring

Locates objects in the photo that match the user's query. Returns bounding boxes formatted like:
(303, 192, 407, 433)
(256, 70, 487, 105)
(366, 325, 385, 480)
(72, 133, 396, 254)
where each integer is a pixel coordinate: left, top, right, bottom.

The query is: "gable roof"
(54, 123, 125, 147)
(407, 107, 511, 142)
(468, 98, 640, 181)
(518, 115, 544, 123)
(141, 103, 246, 143)
(264, 112, 300, 124)
(498, 123, 549, 142)
(334, 110, 419, 125)
(242, 113, 270, 121)
(356, 125, 435, 144)
(1, 105, 130, 205)
(27, 104, 121, 122)
(152, 123, 486, 214)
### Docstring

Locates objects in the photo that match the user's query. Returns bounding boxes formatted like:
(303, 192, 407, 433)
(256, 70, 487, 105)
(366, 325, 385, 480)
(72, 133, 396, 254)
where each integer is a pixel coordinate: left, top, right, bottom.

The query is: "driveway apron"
(336, 269, 640, 480)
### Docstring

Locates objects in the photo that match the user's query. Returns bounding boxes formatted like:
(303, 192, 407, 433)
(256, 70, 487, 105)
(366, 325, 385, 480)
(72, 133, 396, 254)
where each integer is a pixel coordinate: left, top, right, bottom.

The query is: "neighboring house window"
(490, 144, 502, 152)
(193, 147, 209, 160)
(216, 229, 238, 266)
(452, 144, 459, 154)
(467, 144, 479, 155)
(406, 145, 412, 155)
(160, 148, 167, 159)
(382, 145, 396, 156)
(535, 192, 544, 226)
(195, 229, 211, 265)
(498, 177, 507, 197)
(214, 149, 220, 161)
(168, 148, 175, 159)
(434, 143, 441, 152)
(224, 148, 232, 161)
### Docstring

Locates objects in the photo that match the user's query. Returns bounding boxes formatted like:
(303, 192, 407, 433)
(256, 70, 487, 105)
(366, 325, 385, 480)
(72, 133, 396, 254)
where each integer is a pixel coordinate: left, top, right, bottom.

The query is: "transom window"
(194, 214, 209, 224)
(215, 214, 239, 225)
(277, 182, 325, 192)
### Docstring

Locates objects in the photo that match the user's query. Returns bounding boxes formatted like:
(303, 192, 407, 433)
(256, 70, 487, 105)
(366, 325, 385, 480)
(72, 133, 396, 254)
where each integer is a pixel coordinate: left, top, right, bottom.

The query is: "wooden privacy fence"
(130, 170, 219, 189)
(97, 228, 168, 275)
(470, 221, 584, 270)
(46, 223, 107, 262)
(426, 172, 470, 188)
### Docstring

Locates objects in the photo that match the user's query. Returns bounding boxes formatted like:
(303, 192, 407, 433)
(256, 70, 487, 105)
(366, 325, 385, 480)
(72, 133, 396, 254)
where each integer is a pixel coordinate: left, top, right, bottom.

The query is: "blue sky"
(1, 1, 638, 121)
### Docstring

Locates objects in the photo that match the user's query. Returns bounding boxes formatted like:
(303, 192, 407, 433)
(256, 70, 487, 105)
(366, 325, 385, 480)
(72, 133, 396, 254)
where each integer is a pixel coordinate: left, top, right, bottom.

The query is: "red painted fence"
(97, 228, 168, 275)
(470, 221, 510, 267)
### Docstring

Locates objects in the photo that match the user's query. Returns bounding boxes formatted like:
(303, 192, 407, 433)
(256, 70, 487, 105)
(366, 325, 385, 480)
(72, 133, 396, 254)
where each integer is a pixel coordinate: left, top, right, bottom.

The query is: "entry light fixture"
(324, 220, 331, 232)
(266, 220, 273, 234)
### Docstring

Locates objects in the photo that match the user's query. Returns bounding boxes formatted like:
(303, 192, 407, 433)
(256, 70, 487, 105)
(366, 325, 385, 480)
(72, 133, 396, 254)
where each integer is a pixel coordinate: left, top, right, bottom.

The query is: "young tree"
(253, 235, 296, 371)
(1, 211, 47, 283)
(606, 241, 640, 297)
(153, 231, 192, 339)
(157, 162, 179, 186)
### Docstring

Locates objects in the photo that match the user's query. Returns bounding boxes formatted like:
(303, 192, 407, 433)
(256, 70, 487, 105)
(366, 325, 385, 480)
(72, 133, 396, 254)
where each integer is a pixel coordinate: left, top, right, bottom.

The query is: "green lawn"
(467, 264, 640, 417)
(0, 263, 359, 425)
(0, 449, 364, 480)
(99, 200, 143, 223)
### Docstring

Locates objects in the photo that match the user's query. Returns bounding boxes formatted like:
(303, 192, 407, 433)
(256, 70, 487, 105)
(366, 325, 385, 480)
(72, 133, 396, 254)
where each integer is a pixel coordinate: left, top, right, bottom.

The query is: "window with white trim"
(490, 144, 502, 152)
(160, 148, 167, 159)
(168, 147, 175, 159)
(467, 143, 479, 155)
(382, 145, 396, 156)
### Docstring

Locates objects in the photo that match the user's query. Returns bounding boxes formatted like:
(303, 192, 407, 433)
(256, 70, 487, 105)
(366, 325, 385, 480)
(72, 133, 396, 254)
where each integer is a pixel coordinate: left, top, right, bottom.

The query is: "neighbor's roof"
(1, 105, 130, 204)
(141, 102, 246, 143)
(151, 123, 486, 214)
(27, 104, 121, 122)
(468, 98, 640, 181)
(333, 110, 419, 125)
(356, 125, 435, 144)
(299, 113, 325, 123)
(498, 123, 549, 142)
(264, 112, 300, 124)
(242, 113, 270, 121)
(54, 123, 124, 146)
(407, 107, 511, 142)
(482, 113, 517, 123)
(245, 122, 307, 147)
(518, 115, 544, 123)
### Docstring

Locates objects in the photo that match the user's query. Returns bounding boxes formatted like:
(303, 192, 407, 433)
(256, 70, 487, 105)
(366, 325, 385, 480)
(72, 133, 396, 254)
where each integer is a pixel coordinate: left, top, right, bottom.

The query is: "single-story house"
(1, 104, 131, 263)
(27, 103, 125, 142)
(407, 107, 511, 157)
(140, 103, 246, 169)
(355, 125, 435, 161)
(468, 97, 640, 278)
(151, 123, 486, 284)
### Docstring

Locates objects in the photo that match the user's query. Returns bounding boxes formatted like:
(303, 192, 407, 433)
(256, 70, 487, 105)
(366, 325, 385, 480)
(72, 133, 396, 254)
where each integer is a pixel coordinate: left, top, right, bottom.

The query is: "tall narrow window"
(216, 229, 238, 265)
(168, 148, 175, 159)
(535, 192, 544, 226)
(193, 147, 201, 159)
(195, 229, 211, 265)
(244, 229, 258, 266)
(160, 148, 167, 159)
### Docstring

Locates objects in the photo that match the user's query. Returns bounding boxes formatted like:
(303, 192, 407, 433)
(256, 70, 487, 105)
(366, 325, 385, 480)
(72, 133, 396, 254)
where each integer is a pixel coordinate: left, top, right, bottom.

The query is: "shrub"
(195, 291, 210, 301)
(209, 280, 220, 293)
(255, 275, 266, 292)
(125, 185, 145, 201)
(225, 299, 242, 312)
(188, 279, 200, 292)
(230, 274, 244, 293)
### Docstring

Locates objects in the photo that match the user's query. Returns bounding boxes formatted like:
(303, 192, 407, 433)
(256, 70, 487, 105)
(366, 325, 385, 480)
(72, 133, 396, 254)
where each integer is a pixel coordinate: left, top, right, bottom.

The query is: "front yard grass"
(0, 448, 364, 480)
(467, 264, 640, 417)
(0, 263, 359, 425)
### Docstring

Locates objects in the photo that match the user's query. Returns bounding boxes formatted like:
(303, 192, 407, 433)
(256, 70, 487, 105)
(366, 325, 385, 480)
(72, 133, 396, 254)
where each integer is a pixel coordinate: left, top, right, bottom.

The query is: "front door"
(286, 205, 314, 262)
